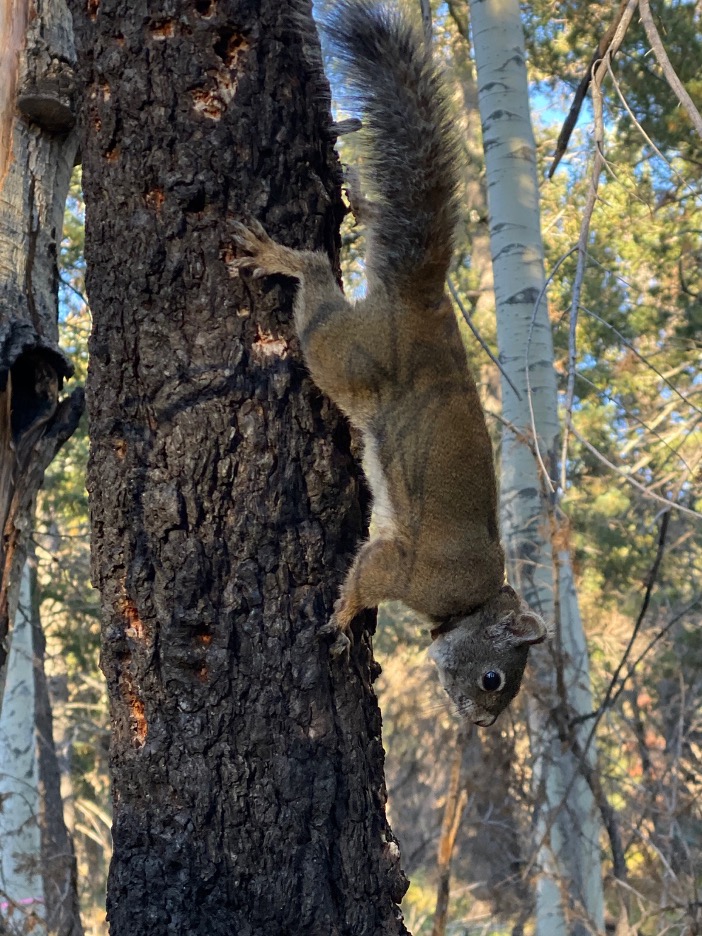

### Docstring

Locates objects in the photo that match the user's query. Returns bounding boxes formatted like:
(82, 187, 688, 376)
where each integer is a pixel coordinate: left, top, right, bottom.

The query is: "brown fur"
(230, 1, 548, 726)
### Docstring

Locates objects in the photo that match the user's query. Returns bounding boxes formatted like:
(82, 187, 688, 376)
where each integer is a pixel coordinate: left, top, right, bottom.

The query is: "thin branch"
(605, 60, 701, 203)
(638, 0, 702, 140)
(58, 274, 89, 310)
(525, 245, 579, 494)
(446, 0, 468, 41)
(524, 513, 673, 882)
(558, 0, 640, 489)
(419, 0, 432, 50)
(570, 733, 629, 882)
(577, 304, 702, 418)
(568, 422, 702, 521)
(575, 372, 695, 473)
(447, 277, 522, 401)
(549, 0, 633, 177)
(607, 593, 702, 713)
(561, 137, 602, 490)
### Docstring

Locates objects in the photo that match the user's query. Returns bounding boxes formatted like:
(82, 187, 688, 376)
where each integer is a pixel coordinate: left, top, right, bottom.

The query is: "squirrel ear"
(509, 611, 549, 646)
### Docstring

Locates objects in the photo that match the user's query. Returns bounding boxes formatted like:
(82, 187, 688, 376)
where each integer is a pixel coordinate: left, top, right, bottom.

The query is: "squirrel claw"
(319, 604, 353, 660)
(329, 630, 351, 660)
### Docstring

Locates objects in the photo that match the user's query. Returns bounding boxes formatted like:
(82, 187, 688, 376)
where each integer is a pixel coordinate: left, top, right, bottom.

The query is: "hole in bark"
(87, 0, 99, 20)
(185, 189, 206, 213)
(8, 352, 59, 441)
(214, 28, 248, 67)
(195, 0, 214, 15)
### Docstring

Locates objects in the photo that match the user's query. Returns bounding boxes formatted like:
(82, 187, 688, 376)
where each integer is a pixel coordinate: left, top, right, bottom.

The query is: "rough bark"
(0, 0, 83, 703)
(29, 551, 84, 936)
(69, 1, 408, 932)
(468, 1, 605, 934)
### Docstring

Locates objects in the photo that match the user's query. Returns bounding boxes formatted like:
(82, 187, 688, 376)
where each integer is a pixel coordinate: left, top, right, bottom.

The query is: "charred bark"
(70, 1, 408, 932)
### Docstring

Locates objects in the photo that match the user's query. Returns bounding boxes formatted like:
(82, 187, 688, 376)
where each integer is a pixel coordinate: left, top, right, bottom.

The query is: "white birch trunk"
(0, 0, 83, 705)
(467, 1, 605, 933)
(0, 560, 43, 932)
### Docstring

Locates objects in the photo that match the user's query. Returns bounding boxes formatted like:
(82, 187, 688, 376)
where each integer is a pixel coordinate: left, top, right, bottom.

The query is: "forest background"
(1, 0, 700, 932)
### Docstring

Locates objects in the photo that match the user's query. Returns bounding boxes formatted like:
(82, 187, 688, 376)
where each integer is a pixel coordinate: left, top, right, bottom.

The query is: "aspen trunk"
(468, 1, 605, 933)
(0, 0, 83, 703)
(30, 551, 84, 936)
(69, 1, 408, 931)
(0, 550, 83, 935)
(0, 560, 43, 929)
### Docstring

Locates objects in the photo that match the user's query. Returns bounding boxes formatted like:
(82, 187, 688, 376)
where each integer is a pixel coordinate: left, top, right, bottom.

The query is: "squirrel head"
(427, 585, 550, 727)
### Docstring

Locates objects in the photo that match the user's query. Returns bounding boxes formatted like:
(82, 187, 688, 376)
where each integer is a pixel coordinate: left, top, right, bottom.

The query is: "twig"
(568, 423, 702, 521)
(431, 726, 469, 936)
(607, 593, 701, 712)
(605, 60, 701, 203)
(561, 140, 602, 490)
(559, 0, 640, 488)
(525, 245, 579, 494)
(638, 0, 702, 140)
(575, 372, 694, 473)
(447, 277, 522, 401)
(419, 0, 432, 50)
(577, 304, 702, 418)
(549, 0, 633, 177)
(446, 0, 468, 41)
(571, 733, 629, 882)
(523, 512, 672, 883)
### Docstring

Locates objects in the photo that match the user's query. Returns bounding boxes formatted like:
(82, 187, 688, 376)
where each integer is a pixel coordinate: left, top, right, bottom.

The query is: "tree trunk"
(0, 549, 84, 935)
(468, 1, 605, 934)
(0, 0, 83, 704)
(69, 1, 408, 932)
(29, 550, 84, 936)
(0, 559, 43, 928)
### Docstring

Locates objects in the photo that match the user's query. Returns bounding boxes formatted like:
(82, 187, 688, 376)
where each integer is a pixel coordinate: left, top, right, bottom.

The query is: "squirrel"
(232, 0, 549, 727)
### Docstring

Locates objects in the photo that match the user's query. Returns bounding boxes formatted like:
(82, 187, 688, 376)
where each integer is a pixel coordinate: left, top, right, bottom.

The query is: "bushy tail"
(324, 0, 460, 300)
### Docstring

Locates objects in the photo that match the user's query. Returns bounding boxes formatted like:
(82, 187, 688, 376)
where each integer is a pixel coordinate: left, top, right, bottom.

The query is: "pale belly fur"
(362, 437, 397, 539)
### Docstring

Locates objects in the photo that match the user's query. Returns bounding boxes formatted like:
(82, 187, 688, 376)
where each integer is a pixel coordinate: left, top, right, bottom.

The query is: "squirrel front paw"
(230, 220, 276, 278)
(318, 598, 353, 659)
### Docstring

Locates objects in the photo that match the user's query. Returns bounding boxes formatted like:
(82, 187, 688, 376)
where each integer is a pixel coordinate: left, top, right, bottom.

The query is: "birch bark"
(0, 560, 43, 932)
(468, 0, 604, 932)
(0, 0, 83, 704)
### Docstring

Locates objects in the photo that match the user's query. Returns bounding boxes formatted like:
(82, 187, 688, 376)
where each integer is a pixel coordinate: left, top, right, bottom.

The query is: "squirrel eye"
(481, 670, 502, 692)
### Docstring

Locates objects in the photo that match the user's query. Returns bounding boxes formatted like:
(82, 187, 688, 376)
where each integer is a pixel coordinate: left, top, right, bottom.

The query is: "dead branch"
(638, 0, 702, 140)
(549, 0, 637, 177)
